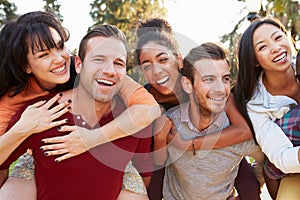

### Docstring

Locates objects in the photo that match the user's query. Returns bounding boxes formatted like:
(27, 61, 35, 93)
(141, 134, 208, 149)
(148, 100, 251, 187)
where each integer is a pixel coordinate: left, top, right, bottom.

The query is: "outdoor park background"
(4, 0, 299, 83)
(2, 0, 300, 199)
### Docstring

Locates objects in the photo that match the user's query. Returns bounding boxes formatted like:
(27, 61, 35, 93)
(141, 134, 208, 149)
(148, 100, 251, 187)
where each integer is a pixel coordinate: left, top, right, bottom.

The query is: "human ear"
(177, 54, 183, 70)
(25, 65, 32, 74)
(181, 76, 193, 94)
(74, 56, 83, 73)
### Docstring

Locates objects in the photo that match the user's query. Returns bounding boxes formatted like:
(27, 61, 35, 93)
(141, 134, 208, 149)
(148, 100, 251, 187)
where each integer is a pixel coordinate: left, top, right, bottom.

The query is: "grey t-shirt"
(163, 102, 262, 200)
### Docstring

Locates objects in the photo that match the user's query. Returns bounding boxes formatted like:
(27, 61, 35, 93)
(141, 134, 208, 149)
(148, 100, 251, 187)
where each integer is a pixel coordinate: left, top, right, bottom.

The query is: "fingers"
(40, 142, 75, 162)
(26, 100, 47, 108)
(54, 154, 73, 162)
(48, 99, 71, 115)
(41, 126, 76, 146)
(43, 147, 68, 156)
(56, 125, 76, 133)
(42, 136, 65, 144)
(43, 93, 63, 109)
(49, 106, 71, 122)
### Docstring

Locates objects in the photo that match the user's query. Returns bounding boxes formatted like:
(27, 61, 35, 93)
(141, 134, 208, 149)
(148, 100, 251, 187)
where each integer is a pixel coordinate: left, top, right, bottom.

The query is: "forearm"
(249, 111, 300, 173)
(191, 125, 252, 150)
(142, 176, 151, 189)
(0, 125, 29, 164)
(153, 136, 168, 165)
(0, 169, 8, 188)
(87, 104, 160, 149)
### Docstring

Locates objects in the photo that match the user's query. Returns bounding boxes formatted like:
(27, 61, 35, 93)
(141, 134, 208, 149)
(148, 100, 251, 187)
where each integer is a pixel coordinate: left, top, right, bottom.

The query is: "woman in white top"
(234, 17, 300, 199)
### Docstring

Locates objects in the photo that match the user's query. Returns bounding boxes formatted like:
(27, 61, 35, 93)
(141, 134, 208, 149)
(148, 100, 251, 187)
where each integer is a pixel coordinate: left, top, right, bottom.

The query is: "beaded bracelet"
(192, 139, 196, 155)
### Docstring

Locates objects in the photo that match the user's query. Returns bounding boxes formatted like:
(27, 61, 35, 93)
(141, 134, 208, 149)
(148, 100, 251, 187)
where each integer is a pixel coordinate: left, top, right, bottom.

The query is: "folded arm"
(0, 94, 70, 165)
(41, 76, 161, 162)
(249, 110, 300, 173)
(167, 94, 252, 150)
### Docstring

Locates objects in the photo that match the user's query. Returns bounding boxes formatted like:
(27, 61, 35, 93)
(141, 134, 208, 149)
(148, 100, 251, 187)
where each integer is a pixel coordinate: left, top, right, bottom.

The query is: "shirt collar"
(179, 102, 227, 134)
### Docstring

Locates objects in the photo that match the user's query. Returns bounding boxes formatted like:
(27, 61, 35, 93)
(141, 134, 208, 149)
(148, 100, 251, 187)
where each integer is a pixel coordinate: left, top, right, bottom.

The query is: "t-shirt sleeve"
(131, 125, 153, 177)
(249, 109, 300, 173)
(119, 75, 157, 106)
(0, 84, 48, 135)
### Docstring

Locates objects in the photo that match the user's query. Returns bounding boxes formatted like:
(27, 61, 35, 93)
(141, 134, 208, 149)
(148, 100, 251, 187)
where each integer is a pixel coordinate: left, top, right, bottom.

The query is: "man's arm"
(0, 94, 70, 165)
(167, 93, 252, 150)
(153, 115, 172, 165)
(0, 169, 8, 188)
(40, 77, 161, 162)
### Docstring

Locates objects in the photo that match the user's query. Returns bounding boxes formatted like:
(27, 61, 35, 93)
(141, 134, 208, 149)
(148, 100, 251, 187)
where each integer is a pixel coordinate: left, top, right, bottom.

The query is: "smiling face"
(26, 27, 71, 90)
(76, 36, 127, 103)
(253, 24, 294, 73)
(191, 58, 231, 114)
(139, 42, 182, 95)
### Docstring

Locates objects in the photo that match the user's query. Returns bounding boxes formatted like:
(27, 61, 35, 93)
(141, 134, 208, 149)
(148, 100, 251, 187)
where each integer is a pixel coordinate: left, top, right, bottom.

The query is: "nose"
(271, 43, 281, 54)
(103, 62, 117, 76)
(152, 63, 163, 75)
(212, 79, 226, 93)
(52, 48, 69, 63)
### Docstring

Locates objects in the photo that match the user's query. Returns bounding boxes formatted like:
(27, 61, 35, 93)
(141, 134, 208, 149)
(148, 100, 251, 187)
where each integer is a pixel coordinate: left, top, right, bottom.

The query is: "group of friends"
(0, 10, 299, 200)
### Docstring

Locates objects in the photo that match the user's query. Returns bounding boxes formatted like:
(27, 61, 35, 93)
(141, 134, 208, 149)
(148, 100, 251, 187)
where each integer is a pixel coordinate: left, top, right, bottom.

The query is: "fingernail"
(40, 147, 44, 151)
(67, 99, 72, 103)
(59, 93, 63, 96)
(41, 140, 45, 144)
(67, 106, 71, 110)
(57, 126, 61, 131)
(44, 152, 48, 156)
(55, 159, 59, 162)
(65, 119, 69, 123)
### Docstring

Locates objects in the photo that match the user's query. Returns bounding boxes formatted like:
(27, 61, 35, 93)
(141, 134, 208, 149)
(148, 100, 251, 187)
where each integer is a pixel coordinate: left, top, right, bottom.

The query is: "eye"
(223, 76, 231, 83)
(258, 44, 267, 51)
(141, 63, 152, 71)
(36, 51, 49, 58)
(94, 58, 105, 63)
(114, 61, 125, 68)
(203, 77, 214, 83)
(159, 57, 169, 63)
(275, 35, 283, 41)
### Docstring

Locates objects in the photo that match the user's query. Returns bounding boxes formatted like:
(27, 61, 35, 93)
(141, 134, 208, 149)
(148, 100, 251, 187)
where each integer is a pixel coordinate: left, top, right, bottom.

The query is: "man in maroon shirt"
(0, 24, 153, 200)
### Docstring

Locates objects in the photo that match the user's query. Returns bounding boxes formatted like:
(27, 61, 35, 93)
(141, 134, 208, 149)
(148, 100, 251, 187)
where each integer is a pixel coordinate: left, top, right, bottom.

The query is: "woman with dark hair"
(234, 17, 300, 199)
(0, 11, 160, 200)
(136, 18, 262, 200)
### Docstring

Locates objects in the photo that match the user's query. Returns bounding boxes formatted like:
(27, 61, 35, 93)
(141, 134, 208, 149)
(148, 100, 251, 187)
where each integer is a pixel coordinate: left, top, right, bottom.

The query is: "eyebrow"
(115, 57, 126, 65)
(254, 30, 279, 48)
(140, 52, 168, 65)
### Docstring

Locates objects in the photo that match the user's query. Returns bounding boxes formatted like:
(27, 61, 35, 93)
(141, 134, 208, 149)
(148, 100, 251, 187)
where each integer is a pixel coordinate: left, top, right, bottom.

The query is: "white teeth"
(96, 79, 113, 85)
(273, 53, 286, 62)
(156, 76, 169, 85)
(51, 66, 65, 73)
(210, 97, 224, 101)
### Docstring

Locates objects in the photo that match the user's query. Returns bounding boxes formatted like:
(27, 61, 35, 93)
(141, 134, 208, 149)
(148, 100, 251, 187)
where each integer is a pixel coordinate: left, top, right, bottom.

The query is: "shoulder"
(166, 104, 181, 117)
(8, 93, 56, 126)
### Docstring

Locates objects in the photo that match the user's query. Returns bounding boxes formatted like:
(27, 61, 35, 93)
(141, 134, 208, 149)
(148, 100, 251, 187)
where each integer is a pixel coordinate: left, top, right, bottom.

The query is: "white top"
(247, 66, 300, 173)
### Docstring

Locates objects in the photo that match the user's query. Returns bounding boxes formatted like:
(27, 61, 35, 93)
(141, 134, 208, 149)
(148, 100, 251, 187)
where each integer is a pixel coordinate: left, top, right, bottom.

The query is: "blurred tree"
(267, 0, 300, 42)
(42, 0, 63, 22)
(0, 0, 17, 26)
(89, 0, 167, 83)
(221, 0, 300, 83)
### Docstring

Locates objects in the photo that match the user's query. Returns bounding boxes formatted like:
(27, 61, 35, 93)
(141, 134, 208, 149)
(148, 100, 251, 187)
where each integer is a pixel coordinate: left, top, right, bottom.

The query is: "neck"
(150, 83, 185, 106)
(71, 87, 113, 126)
(263, 67, 300, 100)
(189, 98, 217, 132)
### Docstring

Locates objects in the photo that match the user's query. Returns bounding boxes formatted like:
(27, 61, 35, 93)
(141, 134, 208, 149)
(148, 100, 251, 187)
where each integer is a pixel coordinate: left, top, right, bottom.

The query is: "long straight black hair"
(0, 11, 76, 98)
(234, 17, 291, 141)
